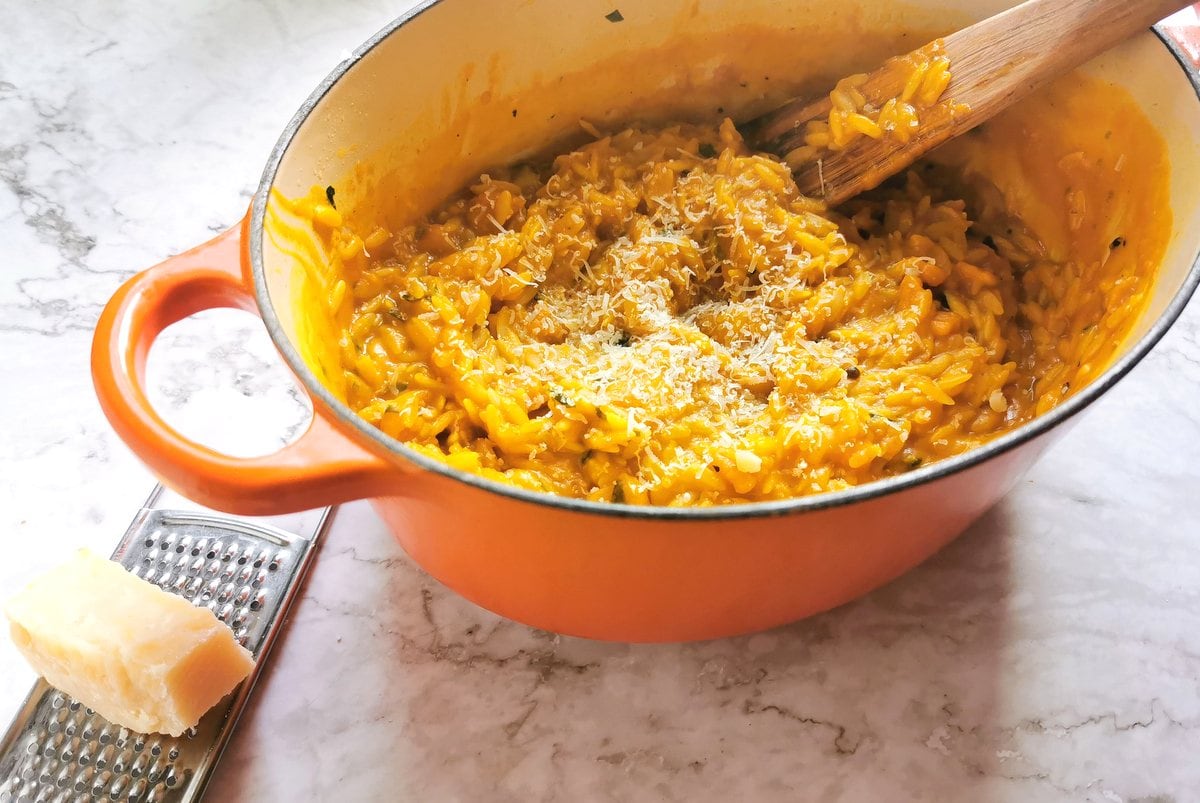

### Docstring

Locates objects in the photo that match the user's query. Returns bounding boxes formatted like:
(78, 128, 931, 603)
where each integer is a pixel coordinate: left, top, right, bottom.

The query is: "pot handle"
(91, 213, 399, 516)
(1162, 4, 1200, 66)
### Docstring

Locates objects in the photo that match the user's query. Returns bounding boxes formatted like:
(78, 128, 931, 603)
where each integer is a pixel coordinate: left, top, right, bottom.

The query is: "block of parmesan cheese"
(5, 549, 254, 736)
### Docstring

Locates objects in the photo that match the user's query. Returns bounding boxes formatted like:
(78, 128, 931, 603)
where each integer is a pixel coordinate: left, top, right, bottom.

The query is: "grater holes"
(250, 589, 267, 611)
(127, 778, 148, 802)
(73, 767, 94, 793)
(91, 770, 112, 797)
(58, 738, 78, 763)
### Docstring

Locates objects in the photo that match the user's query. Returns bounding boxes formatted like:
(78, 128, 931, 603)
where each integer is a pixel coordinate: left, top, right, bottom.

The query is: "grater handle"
(90, 214, 396, 517)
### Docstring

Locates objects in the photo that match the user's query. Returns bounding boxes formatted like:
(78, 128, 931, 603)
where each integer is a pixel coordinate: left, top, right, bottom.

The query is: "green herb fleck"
(581, 449, 594, 464)
(325, 185, 336, 209)
(605, 9, 624, 22)
(616, 330, 632, 347)
(698, 142, 717, 158)
(550, 389, 575, 407)
(611, 484, 626, 503)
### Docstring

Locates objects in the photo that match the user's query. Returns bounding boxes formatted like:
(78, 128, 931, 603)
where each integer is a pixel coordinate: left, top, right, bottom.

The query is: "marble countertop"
(3, 2, 1200, 800)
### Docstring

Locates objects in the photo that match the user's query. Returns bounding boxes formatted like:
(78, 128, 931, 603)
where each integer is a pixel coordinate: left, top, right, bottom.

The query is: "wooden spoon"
(745, 0, 1194, 206)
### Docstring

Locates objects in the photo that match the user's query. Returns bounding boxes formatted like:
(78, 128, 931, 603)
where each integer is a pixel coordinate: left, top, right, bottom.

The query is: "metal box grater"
(0, 488, 332, 803)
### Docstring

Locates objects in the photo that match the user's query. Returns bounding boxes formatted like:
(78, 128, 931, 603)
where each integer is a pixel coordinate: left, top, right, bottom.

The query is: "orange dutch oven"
(92, 0, 1200, 642)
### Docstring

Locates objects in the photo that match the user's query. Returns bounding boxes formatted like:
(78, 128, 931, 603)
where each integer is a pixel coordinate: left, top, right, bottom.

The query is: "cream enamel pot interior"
(92, 0, 1200, 641)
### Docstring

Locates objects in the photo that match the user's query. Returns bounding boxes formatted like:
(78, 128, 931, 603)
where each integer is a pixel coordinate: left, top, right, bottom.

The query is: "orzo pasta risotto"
(291, 68, 1170, 507)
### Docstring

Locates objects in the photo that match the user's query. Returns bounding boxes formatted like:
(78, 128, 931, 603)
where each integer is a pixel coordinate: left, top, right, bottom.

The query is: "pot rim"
(248, 2, 1200, 521)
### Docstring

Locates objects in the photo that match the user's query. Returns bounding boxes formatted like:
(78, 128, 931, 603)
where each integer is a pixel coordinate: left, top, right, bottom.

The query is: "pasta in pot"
(297, 71, 1168, 507)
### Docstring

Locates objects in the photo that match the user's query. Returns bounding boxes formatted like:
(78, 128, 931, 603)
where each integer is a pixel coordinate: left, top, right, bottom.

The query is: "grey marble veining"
(2, 2, 1200, 801)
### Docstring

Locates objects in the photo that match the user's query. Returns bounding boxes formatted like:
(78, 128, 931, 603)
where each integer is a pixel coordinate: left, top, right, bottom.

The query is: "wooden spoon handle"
(748, 0, 1195, 205)
(943, 0, 1191, 120)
